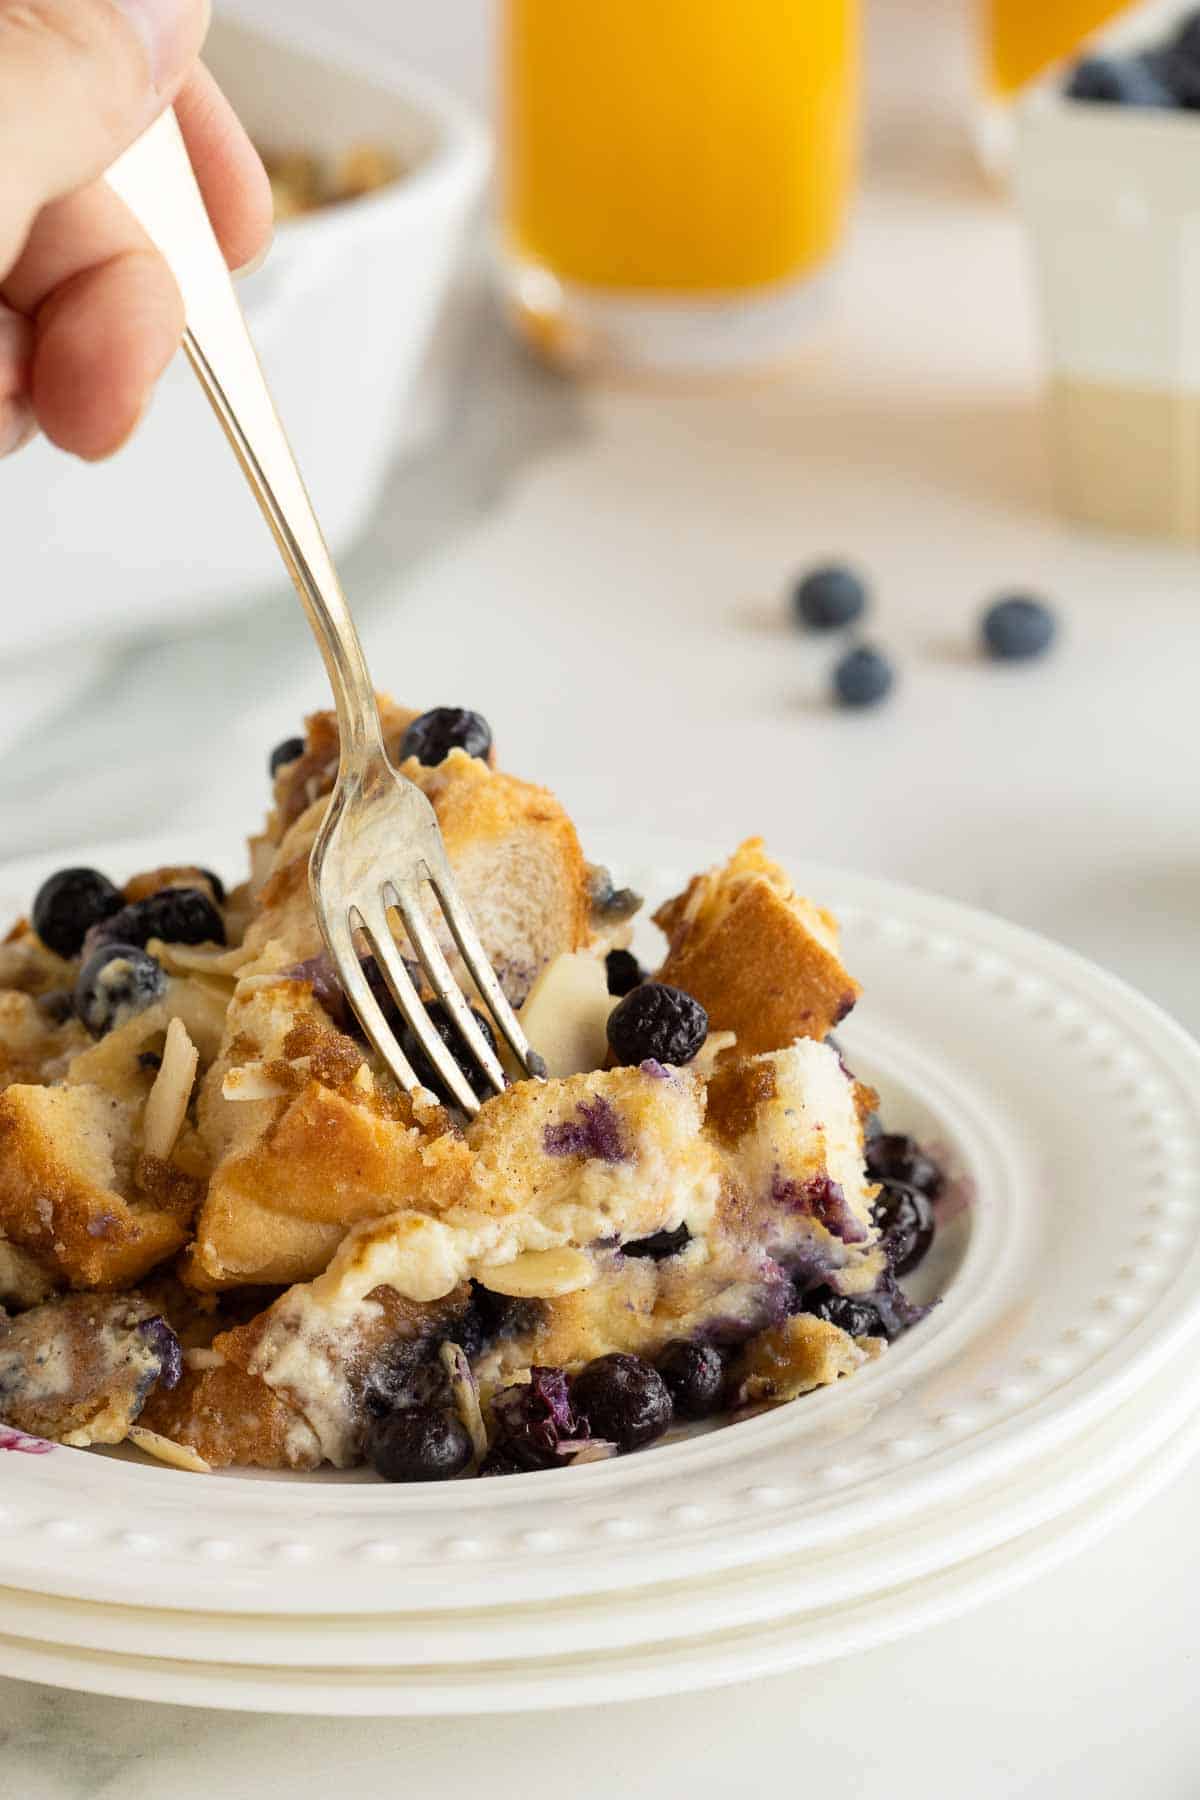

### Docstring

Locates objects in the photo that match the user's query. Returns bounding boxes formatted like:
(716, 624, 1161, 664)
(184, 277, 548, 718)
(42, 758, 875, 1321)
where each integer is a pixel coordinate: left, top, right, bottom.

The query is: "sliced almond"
(128, 1427, 212, 1474)
(221, 1065, 292, 1103)
(152, 940, 252, 979)
(143, 1017, 199, 1160)
(692, 1029, 738, 1079)
(476, 1245, 595, 1299)
(515, 953, 614, 1079)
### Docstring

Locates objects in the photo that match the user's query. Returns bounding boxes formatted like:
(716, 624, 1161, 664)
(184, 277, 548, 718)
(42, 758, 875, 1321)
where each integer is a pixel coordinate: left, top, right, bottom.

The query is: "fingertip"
(174, 65, 274, 273)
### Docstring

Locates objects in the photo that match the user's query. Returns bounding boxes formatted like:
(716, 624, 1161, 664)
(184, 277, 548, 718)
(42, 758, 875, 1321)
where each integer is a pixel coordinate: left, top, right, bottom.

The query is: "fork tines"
(325, 855, 544, 1117)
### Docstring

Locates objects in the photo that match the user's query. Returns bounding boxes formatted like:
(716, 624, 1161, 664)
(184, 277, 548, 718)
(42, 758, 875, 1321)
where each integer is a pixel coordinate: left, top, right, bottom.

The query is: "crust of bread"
(137, 1362, 322, 1470)
(0, 1085, 191, 1289)
(654, 838, 860, 1056)
(730, 1313, 876, 1406)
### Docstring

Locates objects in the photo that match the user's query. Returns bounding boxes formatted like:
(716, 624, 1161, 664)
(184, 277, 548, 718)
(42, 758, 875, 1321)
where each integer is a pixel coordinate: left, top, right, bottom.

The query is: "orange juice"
(501, 0, 859, 366)
(985, 0, 1133, 95)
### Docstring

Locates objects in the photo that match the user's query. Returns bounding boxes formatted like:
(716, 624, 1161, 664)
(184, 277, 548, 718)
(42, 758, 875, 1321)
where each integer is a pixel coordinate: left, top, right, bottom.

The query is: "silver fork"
(107, 110, 543, 1114)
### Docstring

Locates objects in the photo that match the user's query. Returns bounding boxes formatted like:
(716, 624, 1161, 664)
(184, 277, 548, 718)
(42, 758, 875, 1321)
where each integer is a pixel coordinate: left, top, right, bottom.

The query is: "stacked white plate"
(3, 832, 1200, 1714)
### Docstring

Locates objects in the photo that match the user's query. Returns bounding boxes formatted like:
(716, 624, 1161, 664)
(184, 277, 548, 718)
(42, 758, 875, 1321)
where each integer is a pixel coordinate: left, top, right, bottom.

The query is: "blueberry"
(398, 708, 492, 768)
(607, 982, 708, 1068)
(656, 1341, 725, 1419)
(367, 1405, 473, 1482)
(833, 644, 894, 709)
(802, 1277, 930, 1342)
(398, 999, 499, 1104)
(872, 1180, 935, 1277)
(571, 1353, 673, 1452)
(622, 1223, 691, 1261)
(1065, 52, 1173, 105)
(605, 948, 644, 998)
(792, 564, 868, 631)
(86, 887, 226, 956)
(196, 867, 227, 905)
(1165, 17, 1200, 104)
(74, 944, 167, 1037)
(483, 1366, 580, 1473)
(32, 868, 123, 959)
(801, 1285, 885, 1340)
(865, 1132, 944, 1199)
(981, 595, 1057, 662)
(588, 868, 642, 922)
(269, 736, 306, 777)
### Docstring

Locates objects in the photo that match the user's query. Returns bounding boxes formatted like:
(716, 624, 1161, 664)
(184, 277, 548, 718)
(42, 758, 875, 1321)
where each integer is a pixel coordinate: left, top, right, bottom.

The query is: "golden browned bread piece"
(0, 935, 89, 1093)
(181, 1042, 881, 1468)
(249, 737, 593, 1006)
(140, 1283, 473, 1470)
(0, 1292, 168, 1444)
(186, 972, 468, 1289)
(730, 1313, 882, 1407)
(189, 719, 598, 1290)
(137, 1362, 322, 1471)
(0, 1084, 193, 1290)
(654, 838, 860, 1057)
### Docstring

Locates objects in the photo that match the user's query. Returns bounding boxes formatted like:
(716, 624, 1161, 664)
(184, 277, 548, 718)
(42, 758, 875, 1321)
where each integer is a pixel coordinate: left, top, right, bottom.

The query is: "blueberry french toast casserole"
(0, 703, 943, 1481)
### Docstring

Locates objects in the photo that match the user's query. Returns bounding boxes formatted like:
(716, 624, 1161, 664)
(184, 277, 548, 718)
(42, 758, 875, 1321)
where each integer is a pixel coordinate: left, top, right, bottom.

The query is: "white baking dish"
(1016, 63, 1200, 542)
(0, 10, 488, 657)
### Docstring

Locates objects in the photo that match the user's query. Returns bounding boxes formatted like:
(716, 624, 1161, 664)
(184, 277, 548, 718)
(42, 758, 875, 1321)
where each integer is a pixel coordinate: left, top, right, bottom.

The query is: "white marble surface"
(4, 0, 1200, 1790)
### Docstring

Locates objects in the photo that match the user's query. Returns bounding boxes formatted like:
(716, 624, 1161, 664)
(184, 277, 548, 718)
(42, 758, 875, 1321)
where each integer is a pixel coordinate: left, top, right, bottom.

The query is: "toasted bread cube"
(0, 1084, 189, 1289)
(654, 839, 860, 1057)
(137, 1362, 322, 1470)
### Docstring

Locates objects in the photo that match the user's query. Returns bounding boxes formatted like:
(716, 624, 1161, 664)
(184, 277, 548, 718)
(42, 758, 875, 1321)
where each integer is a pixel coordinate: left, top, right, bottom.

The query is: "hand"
(0, 0, 271, 461)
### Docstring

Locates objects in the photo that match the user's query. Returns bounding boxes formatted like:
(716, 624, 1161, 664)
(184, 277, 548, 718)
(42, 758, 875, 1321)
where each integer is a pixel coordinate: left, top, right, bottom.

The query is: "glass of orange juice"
(984, 0, 1135, 95)
(499, 0, 860, 371)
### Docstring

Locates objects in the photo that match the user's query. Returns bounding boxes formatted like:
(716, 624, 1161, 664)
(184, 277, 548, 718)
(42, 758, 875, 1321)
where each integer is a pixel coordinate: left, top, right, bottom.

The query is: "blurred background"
(2, 0, 1197, 1032)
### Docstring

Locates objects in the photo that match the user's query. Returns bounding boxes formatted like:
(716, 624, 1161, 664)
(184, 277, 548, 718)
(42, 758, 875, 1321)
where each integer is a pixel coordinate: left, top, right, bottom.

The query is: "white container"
(1016, 81, 1200, 543)
(0, 10, 488, 657)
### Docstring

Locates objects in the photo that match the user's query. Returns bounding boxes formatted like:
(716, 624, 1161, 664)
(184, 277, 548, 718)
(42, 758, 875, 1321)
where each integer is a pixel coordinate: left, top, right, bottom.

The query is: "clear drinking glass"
(499, 0, 860, 372)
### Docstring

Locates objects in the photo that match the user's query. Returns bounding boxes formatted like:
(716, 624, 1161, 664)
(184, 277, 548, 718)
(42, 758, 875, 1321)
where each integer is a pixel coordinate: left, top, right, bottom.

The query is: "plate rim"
(3, 829, 1200, 1616)
(2, 1391, 1196, 1714)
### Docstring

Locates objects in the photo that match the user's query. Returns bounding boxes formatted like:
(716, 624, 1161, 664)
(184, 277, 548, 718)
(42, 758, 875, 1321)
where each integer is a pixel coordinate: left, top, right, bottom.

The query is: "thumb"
(0, 0, 210, 276)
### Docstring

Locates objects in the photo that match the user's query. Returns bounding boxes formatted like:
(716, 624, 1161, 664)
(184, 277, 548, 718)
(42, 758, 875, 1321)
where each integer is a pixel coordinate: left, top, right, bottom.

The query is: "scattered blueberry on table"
(981, 595, 1057, 663)
(1064, 11, 1200, 108)
(832, 644, 895, 709)
(791, 563, 868, 631)
(1167, 13, 1200, 104)
(1065, 53, 1173, 106)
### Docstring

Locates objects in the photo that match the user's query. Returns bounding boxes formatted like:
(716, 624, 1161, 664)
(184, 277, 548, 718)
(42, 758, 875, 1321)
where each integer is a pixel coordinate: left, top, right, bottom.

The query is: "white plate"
(3, 1338, 1198, 1673)
(2, 1390, 1197, 1714)
(3, 832, 1200, 1622)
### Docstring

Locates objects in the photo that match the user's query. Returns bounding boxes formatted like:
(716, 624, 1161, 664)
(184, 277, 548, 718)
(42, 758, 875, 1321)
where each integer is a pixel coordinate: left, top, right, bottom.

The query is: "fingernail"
(0, 401, 37, 459)
(234, 234, 274, 280)
(113, 0, 199, 91)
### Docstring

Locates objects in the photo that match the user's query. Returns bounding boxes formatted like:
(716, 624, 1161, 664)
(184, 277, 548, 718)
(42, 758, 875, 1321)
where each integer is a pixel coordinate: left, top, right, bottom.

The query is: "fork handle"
(106, 109, 386, 765)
